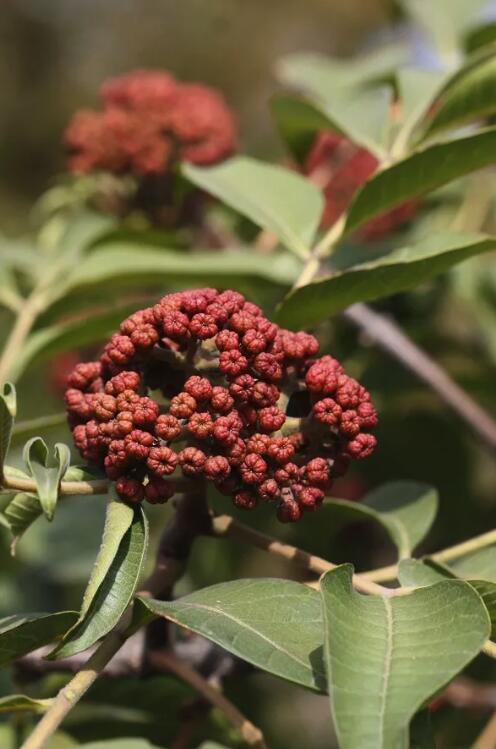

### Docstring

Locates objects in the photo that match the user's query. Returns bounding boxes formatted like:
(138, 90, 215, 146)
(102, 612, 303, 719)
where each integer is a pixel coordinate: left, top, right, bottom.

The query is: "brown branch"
(210, 514, 403, 598)
(1, 473, 195, 497)
(343, 302, 496, 452)
(149, 650, 268, 749)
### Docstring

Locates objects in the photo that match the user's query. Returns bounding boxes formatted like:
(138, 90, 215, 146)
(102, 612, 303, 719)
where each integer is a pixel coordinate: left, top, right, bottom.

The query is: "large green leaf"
(451, 546, 496, 581)
(44, 245, 299, 327)
(183, 157, 323, 258)
(0, 695, 53, 714)
(276, 48, 405, 154)
(321, 565, 490, 749)
(399, 558, 496, 639)
(421, 52, 496, 140)
(51, 504, 148, 658)
(0, 383, 16, 479)
(394, 69, 448, 151)
(345, 127, 496, 235)
(79, 497, 135, 621)
(276, 232, 496, 328)
(325, 482, 438, 559)
(137, 579, 326, 692)
(23, 437, 71, 520)
(277, 44, 409, 95)
(399, 0, 487, 57)
(0, 611, 77, 667)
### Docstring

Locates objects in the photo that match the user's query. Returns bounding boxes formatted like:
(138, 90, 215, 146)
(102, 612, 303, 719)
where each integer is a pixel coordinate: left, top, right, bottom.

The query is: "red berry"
(204, 455, 231, 480)
(147, 446, 178, 476)
(179, 447, 206, 476)
(155, 414, 182, 441)
(240, 453, 267, 484)
(258, 407, 285, 433)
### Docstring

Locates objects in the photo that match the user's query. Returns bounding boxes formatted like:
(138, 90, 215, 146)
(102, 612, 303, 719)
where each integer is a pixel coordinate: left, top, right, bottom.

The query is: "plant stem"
(210, 514, 401, 598)
(19, 629, 124, 749)
(149, 650, 268, 749)
(364, 528, 496, 583)
(1, 472, 194, 497)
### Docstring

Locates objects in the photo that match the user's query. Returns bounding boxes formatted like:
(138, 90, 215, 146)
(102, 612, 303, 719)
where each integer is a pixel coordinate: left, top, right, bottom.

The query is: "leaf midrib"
(378, 597, 394, 748)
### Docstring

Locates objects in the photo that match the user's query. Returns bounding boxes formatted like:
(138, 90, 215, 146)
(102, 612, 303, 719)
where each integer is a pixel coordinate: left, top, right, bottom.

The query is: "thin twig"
(471, 711, 496, 749)
(210, 514, 402, 598)
(343, 302, 496, 452)
(149, 650, 268, 749)
(1, 473, 194, 497)
(364, 527, 496, 583)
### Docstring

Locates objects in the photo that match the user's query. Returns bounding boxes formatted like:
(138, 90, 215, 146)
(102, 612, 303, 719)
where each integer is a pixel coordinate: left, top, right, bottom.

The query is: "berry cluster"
(305, 132, 417, 240)
(65, 70, 237, 176)
(65, 289, 377, 522)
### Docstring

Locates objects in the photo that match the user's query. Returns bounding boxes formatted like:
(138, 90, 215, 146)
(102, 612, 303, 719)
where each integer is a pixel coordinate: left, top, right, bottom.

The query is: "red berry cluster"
(65, 70, 237, 176)
(65, 289, 377, 522)
(305, 132, 417, 240)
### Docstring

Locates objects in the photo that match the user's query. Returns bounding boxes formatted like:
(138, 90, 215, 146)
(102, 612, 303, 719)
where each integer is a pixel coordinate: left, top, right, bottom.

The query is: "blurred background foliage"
(3, 0, 496, 747)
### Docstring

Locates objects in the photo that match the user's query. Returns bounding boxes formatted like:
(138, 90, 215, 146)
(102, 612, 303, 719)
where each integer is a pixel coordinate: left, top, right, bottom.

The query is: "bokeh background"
(2, 1, 496, 747)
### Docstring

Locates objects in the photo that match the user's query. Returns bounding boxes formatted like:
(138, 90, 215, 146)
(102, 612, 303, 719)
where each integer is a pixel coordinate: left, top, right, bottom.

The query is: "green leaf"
(79, 497, 135, 622)
(345, 127, 496, 235)
(276, 48, 404, 154)
(0, 492, 43, 551)
(44, 245, 299, 327)
(325, 482, 438, 559)
(0, 611, 77, 667)
(420, 51, 496, 140)
(394, 69, 448, 150)
(398, 558, 496, 639)
(278, 44, 408, 92)
(277, 45, 408, 93)
(0, 382, 16, 479)
(465, 23, 496, 54)
(276, 232, 496, 328)
(321, 565, 490, 749)
(183, 157, 323, 258)
(51, 503, 148, 658)
(137, 578, 326, 692)
(0, 694, 53, 714)
(23, 438, 71, 520)
(399, 0, 487, 57)
(398, 558, 451, 588)
(451, 546, 496, 582)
